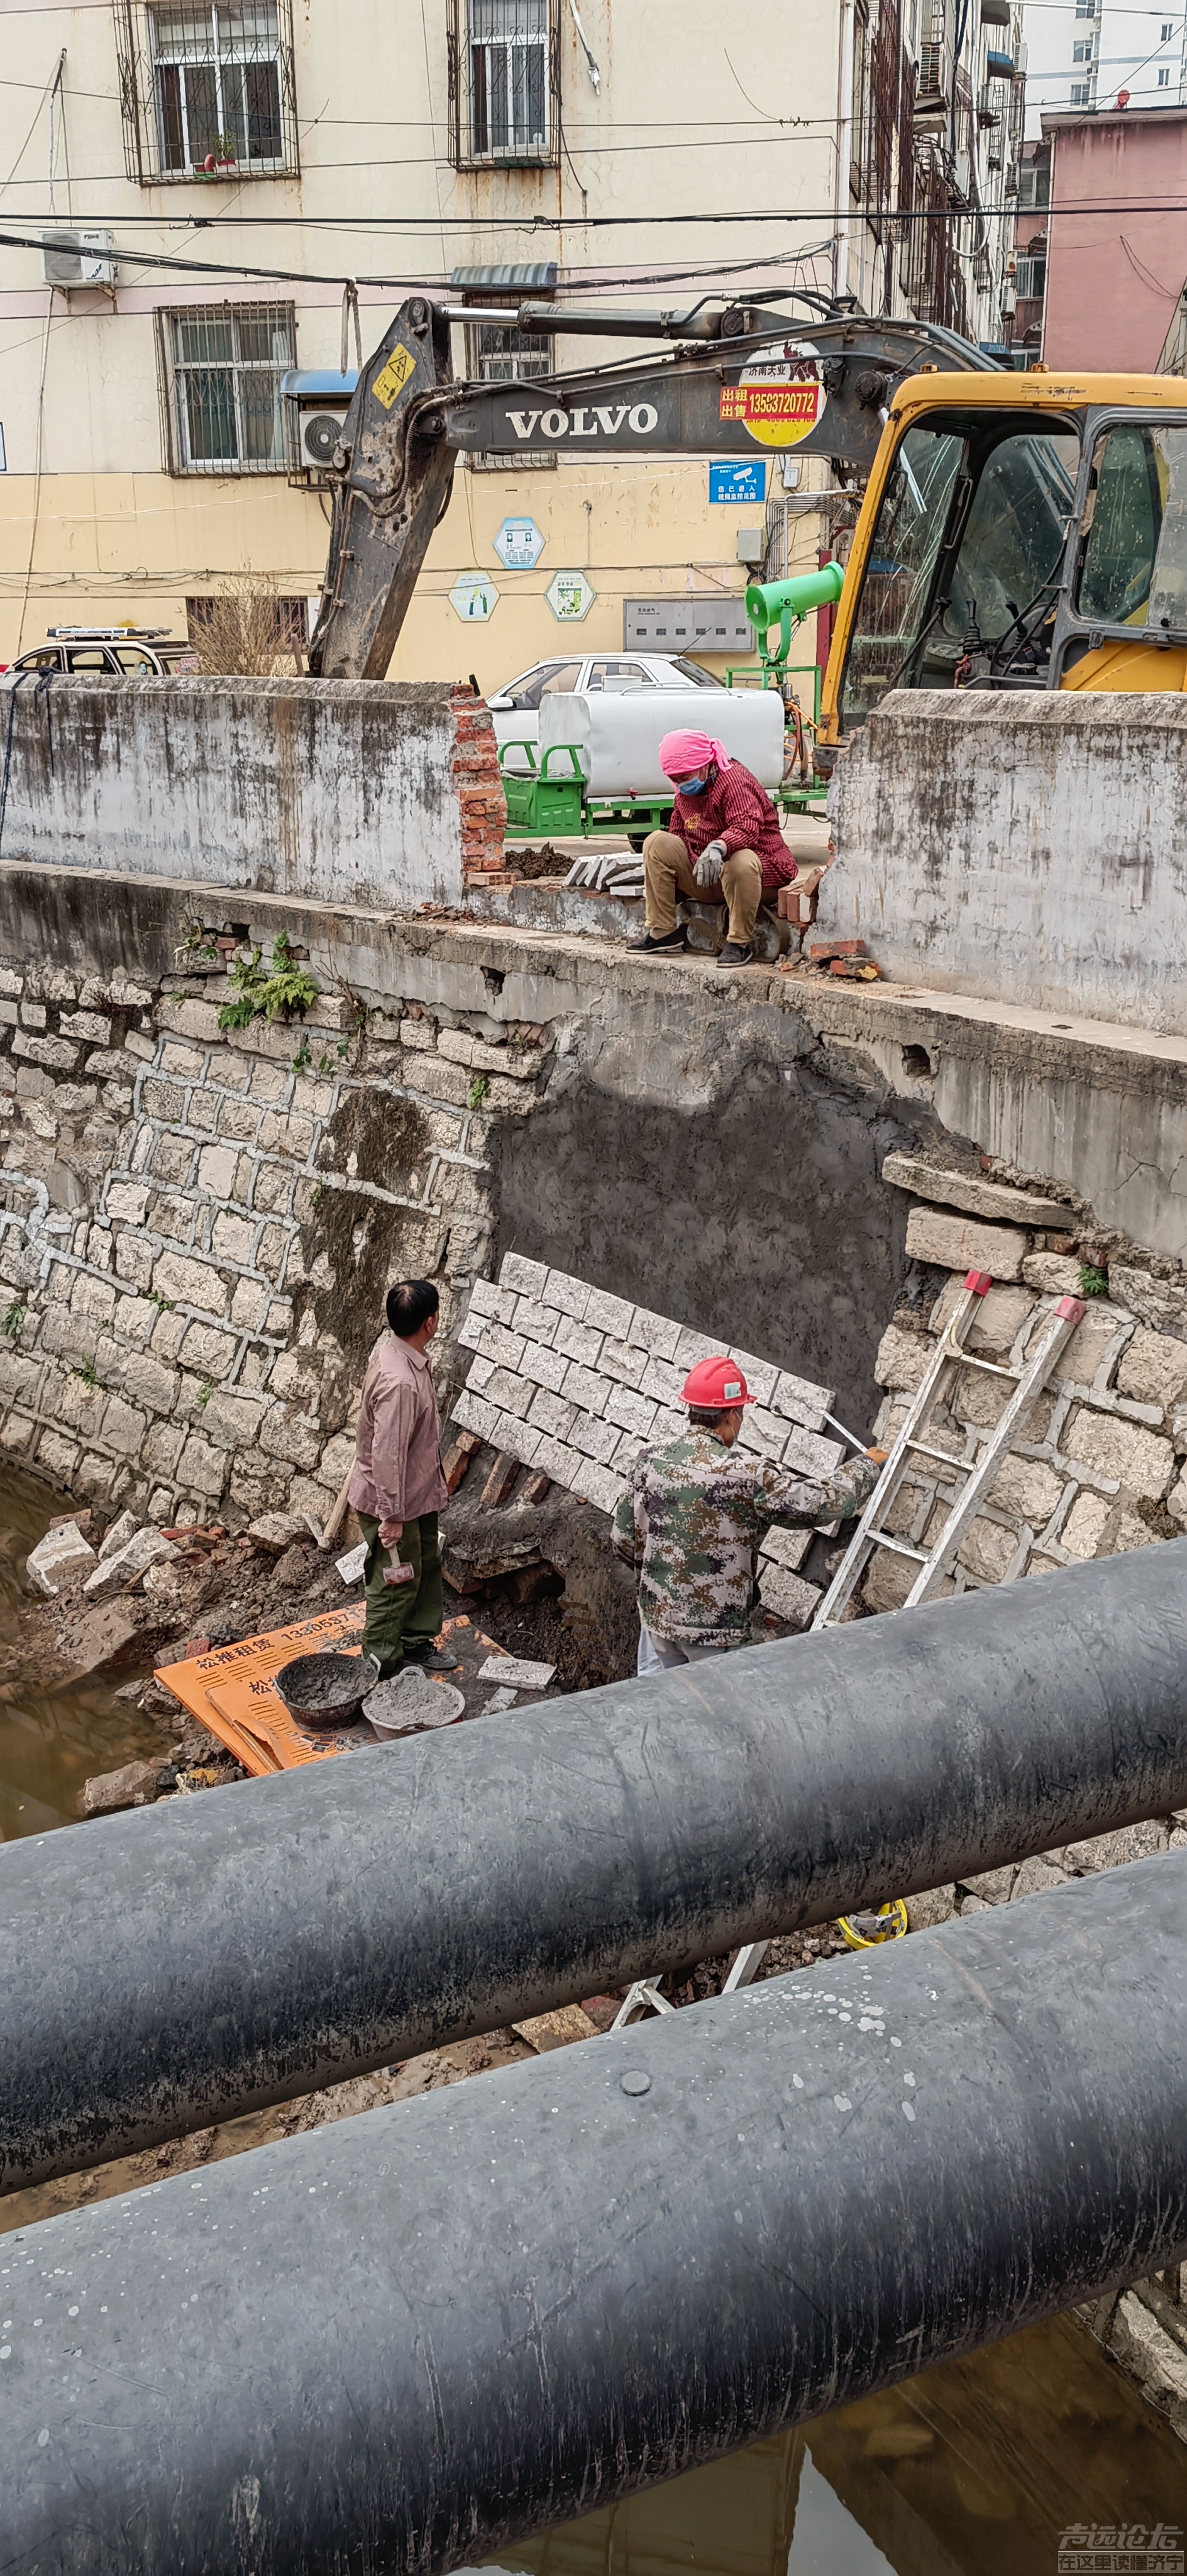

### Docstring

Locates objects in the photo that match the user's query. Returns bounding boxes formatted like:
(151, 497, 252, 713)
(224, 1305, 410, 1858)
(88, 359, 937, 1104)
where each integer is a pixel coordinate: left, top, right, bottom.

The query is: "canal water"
(3, 1464, 1185, 2558)
(0, 1463, 166, 1836)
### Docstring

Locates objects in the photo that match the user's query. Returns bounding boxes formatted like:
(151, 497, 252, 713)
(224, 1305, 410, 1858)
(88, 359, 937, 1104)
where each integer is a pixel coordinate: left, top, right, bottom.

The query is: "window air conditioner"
(41, 229, 116, 289)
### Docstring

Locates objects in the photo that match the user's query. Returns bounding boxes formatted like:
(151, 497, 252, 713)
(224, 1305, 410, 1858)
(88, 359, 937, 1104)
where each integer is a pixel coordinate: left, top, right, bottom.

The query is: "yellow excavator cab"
(819, 370, 1187, 746)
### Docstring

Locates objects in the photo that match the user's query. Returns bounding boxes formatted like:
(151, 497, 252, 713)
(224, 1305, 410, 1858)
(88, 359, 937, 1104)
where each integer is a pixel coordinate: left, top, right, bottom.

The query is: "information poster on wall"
(546, 570, 595, 622)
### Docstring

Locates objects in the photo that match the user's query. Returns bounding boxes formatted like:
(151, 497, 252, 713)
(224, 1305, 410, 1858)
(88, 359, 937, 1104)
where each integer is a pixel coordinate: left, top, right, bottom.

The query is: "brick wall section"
(451, 687, 508, 886)
(451, 1258, 841, 1623)
(0, 957, 546, 1525)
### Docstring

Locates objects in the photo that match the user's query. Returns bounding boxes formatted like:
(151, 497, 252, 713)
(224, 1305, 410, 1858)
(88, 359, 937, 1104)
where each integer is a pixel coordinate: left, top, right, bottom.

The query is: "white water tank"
(538, 687, 785, 797)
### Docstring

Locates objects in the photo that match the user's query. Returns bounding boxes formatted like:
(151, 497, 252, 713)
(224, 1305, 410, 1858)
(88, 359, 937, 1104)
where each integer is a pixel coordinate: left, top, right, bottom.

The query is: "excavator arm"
(309, 298, 997, 681)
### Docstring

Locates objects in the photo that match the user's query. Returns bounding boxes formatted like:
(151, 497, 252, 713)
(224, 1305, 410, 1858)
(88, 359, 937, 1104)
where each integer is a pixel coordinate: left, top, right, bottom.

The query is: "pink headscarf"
(658, 728, 732, 782)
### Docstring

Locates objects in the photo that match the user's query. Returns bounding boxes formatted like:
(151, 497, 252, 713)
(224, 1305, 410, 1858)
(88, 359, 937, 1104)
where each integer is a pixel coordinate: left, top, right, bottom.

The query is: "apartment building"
(0, 0, 1025, 684)
(1025, 0, 1186, 122)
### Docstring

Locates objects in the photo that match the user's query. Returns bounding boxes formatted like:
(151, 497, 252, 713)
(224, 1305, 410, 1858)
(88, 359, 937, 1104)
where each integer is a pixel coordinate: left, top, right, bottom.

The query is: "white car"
(0, 628, 197, 681)
(487, 651, 728, 770)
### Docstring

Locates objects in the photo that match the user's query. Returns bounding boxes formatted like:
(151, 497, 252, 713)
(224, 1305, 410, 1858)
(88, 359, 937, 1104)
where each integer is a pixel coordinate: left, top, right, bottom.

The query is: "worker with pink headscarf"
(628, 728, 797, 969)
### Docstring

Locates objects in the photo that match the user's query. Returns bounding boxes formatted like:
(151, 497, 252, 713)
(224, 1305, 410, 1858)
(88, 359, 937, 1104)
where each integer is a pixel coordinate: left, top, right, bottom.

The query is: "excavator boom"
(309, 299, 996, 680)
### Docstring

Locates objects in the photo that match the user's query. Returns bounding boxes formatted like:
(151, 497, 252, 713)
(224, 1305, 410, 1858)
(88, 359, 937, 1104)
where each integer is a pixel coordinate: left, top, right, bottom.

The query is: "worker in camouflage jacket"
(612, 1353, 883, 1675)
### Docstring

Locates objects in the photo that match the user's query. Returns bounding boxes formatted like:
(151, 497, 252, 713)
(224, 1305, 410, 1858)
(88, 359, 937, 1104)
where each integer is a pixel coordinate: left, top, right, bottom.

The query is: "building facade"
(1024, 0, 1187, 125)
(1039, 102, 1187, 369)
(1, 0, 1025, 685)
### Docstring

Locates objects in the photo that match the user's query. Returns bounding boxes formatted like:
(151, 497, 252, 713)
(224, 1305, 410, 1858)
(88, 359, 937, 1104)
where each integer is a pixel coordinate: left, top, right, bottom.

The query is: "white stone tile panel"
(561, 1360, 608, 1416)
(533, 1433, 583, 1488)
(483, 1367, 534, 1421)
(605, 1384, 656, 1440)
(520, 1340, 570, 1395)
(783, 1428, 846, 1480)
(771, 1368, 834, 1428)
(452, 1388, 500, 1443)
(493, 1412, 543, 1465)
(571, 1458, 626, 1514)
(626, 1305, 682, 1363)
(641, 1354, 685, 1407)
(543, 1269, 590, 1321)
(527, 1385, 575, 1440)
(675, 1327, 723, 1371)
(599, 1336, 649, 1391)
(467, 1353, 496, 1392)
(554, 1313, 603, 1369)
(583, 1286, 634, 1339)
(512, 1297, 558, 1345)
(758, 1563, 820, 1626)
(758, 1524, 815, 1571)
(468, 1276, 518, 1326)
(499, 1253, 549, 1297)
(567, 1411, 621, 1465)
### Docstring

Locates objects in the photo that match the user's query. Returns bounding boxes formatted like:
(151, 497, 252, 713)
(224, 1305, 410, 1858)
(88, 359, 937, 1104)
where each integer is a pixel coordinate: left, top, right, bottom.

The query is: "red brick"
(441, 1439, 475, 1495)
(480, 1452, 519, 1509)
(522, 1472, 552, 1505)
(810, 938, 868, 960)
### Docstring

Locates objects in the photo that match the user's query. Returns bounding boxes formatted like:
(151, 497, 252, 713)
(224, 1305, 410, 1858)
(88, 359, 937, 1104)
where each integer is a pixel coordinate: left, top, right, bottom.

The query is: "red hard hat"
(681, 1355, 754, 1409)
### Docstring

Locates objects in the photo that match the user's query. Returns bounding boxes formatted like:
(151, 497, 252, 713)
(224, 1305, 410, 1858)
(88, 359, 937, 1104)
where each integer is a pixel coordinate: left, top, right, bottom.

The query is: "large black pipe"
(6, 1853, 1187, 2575)
(3, 1541, 1186, 2192)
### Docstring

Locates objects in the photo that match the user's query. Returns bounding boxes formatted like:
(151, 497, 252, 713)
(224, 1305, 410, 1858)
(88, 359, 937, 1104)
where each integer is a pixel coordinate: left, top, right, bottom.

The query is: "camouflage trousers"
(636, 1623, 735, 1677)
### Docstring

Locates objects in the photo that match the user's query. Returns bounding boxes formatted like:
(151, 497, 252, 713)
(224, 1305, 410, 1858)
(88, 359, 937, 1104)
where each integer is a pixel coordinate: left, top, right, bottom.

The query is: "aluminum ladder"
(620, 1270, 1089, 2022)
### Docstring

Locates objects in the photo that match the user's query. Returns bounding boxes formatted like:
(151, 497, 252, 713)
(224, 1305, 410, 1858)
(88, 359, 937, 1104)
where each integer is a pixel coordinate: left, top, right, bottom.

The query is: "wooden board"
(155, 1606, 367, 1777)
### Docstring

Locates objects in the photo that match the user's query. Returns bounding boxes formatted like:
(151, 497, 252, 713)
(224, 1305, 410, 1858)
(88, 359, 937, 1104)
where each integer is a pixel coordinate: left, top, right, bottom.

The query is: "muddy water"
(0, 1464, 165, 1836)
(483, 2313, 1186, 2576)
(3, 1472, 1185, 2548)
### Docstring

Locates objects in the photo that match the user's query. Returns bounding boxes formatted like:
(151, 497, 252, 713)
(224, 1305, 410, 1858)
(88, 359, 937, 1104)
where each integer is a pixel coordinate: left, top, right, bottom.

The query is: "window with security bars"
(1014, 255, 1046, 301)
(158, 303, 295, 472)
(114, 0, 297, 182)
(446, 0, 560, 165)
(463, 308, 556, 467)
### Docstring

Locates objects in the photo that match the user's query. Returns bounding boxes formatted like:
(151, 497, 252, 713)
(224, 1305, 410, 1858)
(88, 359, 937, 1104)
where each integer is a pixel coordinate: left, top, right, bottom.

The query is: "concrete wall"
(0, 679, 504, 906)
(825, 691, 1187, 1037)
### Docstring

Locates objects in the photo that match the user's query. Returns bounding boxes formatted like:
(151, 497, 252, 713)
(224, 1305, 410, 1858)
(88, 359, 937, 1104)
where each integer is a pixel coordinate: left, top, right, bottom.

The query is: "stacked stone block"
(0, 953, 546, 1526)
(451, 1258, 841, 1620)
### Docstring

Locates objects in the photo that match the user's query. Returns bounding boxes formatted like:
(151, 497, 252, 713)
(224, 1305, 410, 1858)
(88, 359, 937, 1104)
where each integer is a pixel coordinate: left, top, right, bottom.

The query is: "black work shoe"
(627, 926, 687, 953)
(402, 1643, 462, 1674)
(715, 941, 754, 969)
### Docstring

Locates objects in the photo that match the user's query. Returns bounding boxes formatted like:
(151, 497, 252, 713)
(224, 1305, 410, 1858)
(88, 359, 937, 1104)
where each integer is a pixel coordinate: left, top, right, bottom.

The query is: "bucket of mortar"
(274, 1651, 380, 1730)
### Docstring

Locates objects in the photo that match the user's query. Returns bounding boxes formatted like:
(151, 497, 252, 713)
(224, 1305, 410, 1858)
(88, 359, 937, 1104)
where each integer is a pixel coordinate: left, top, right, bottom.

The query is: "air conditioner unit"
(41, 228, 116, 289)
(297, 402, 350, 474)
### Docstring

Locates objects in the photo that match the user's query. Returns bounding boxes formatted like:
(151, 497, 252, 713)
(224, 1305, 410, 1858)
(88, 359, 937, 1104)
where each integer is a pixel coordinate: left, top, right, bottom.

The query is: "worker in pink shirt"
(629, 726, 798, 970)
(348, 1279, 458, 1679)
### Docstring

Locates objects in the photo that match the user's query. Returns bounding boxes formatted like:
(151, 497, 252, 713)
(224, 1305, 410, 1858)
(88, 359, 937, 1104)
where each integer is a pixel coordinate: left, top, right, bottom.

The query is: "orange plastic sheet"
(155, 1606, 368, 1777)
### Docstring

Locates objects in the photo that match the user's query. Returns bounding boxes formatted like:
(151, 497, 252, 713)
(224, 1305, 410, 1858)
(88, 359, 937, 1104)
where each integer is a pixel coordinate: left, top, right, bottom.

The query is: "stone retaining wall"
(0, 948, 546, 1525)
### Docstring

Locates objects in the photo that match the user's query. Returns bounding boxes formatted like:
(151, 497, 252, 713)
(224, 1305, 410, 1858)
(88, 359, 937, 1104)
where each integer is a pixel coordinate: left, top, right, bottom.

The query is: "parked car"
(487, 652, 729, 770)
(0, 627, 198, 679)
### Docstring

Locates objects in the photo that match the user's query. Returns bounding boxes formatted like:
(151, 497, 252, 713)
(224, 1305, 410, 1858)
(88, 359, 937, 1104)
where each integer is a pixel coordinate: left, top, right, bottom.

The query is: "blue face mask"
(676, 774, 707, 796)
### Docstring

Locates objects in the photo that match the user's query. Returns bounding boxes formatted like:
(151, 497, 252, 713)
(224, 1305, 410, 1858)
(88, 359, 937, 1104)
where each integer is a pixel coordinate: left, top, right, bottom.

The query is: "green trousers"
(357, 1511, 444, 1679)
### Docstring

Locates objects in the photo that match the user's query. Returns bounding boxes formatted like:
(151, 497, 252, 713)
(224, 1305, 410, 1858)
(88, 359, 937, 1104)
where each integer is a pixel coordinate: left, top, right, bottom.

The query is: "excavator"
(308, 291, 1187, 774)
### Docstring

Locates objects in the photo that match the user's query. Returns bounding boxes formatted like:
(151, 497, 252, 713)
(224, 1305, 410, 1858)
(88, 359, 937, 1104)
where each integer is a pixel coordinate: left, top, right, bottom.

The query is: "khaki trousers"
(642, 830, 763, 948)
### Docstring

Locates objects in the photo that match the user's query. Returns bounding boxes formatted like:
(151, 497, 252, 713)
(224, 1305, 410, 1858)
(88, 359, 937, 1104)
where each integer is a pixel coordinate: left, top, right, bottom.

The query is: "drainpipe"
(2, 1541, 1186, 2194)
(834, 0, 855, 303)
(6, 1852, 1187, 2573)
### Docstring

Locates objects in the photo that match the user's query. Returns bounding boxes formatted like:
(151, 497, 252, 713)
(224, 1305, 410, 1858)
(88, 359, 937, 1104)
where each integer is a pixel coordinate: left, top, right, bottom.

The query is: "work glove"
(694, 839, 727, 888)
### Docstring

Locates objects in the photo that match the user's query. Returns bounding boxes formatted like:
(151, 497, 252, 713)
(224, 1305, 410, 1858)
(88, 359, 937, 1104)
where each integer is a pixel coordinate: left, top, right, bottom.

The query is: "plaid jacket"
(612, 1430, 878, 1647)
(669, 760, 797, 891)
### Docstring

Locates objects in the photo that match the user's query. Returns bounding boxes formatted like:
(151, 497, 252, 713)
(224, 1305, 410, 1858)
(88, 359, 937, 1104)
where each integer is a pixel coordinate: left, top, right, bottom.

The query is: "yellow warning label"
(372, 341, 417, 409)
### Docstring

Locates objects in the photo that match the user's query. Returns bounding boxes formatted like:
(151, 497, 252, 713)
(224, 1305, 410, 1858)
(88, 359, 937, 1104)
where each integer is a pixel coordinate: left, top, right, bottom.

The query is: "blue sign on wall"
(709, 459, 767, 506)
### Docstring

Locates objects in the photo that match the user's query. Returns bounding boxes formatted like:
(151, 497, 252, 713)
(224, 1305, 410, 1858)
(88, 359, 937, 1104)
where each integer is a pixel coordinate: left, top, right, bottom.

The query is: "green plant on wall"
(467, 1074, 490, 1111)
(1078, 1262, 1109, 1299)
(218, 935, 320, 1032)
(2, 1301, 26, 1343)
